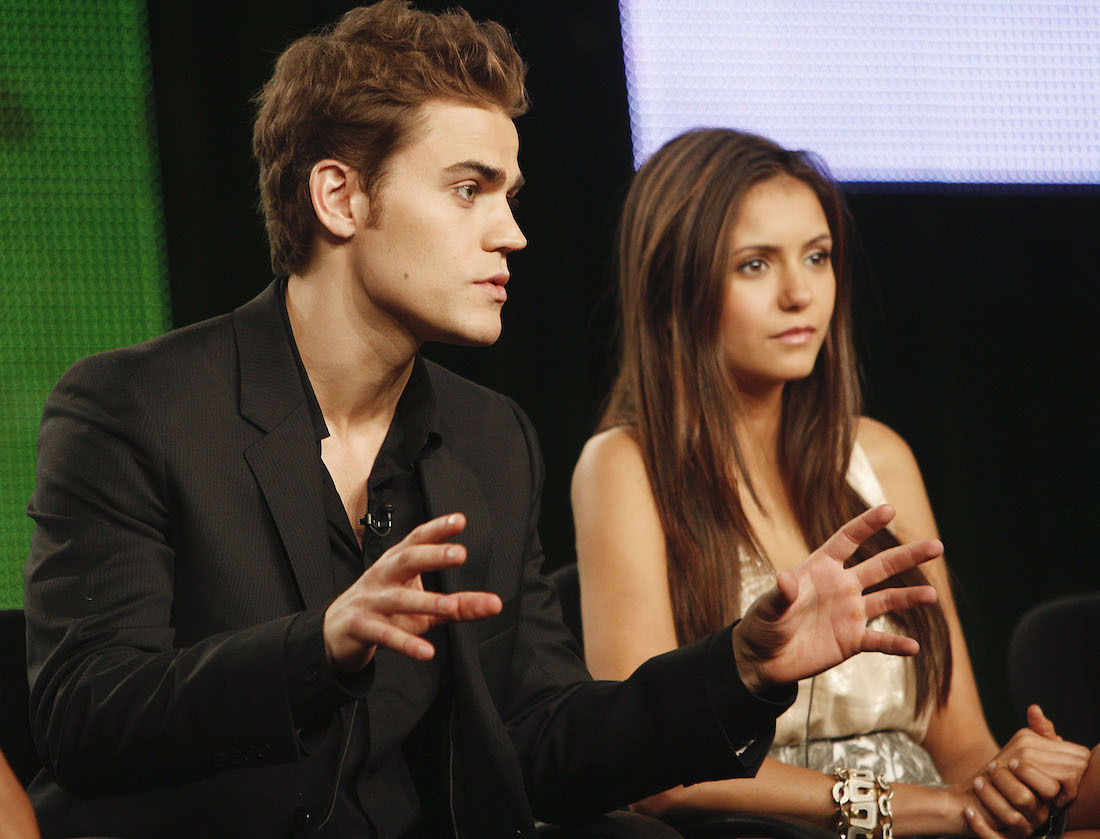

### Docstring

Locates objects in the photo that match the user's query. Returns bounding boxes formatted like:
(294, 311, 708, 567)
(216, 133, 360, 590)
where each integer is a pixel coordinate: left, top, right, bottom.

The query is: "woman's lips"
(772, 326, 815, 345)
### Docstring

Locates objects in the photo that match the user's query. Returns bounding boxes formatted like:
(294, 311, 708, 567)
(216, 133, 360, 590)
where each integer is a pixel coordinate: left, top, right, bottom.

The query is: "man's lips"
(476, 274, 508, 303)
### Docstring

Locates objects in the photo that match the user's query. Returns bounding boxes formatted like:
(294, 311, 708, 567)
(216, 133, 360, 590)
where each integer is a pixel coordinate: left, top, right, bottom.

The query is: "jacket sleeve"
(497, 401, 795, 824)
(23, 352, 338, 795)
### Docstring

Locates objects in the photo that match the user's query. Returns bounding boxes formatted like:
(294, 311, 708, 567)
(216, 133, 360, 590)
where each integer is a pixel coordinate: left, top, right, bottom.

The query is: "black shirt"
(280, 283, 449, 838)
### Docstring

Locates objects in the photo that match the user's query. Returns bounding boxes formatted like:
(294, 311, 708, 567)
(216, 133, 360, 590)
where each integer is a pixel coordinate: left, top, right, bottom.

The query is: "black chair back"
(1008, 591, 1100, 746)
(0, 609, 39, 787)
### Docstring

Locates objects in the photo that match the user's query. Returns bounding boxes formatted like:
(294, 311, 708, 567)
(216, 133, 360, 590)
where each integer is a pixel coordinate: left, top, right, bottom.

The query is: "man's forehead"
(404, 100, 521, 179)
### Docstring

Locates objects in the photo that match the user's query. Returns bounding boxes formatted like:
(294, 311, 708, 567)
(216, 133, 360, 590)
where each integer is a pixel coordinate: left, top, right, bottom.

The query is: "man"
(23, 3, 942, 836)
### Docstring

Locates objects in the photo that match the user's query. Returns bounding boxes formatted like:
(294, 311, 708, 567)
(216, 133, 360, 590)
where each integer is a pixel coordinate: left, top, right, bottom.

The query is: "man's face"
(349, 100, 526, 347)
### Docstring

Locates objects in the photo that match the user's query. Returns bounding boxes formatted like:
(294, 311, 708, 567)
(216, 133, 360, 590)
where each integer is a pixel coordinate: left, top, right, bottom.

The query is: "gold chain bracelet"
(832, 767, 895, 839)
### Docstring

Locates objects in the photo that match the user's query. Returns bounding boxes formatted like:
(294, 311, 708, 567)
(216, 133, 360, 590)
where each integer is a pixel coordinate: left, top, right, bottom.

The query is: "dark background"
(146, 1, 1099, 743)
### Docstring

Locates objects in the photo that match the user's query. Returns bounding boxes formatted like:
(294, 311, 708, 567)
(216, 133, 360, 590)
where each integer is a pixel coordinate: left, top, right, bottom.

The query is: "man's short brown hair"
(253, 0, 528, 275)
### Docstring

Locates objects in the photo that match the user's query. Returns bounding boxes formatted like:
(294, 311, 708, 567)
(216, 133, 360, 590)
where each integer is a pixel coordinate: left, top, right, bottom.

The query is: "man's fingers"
(775, 569, 798, 610)
(370, 619, 437, 661)
(748, 570, 799, 624)
(863, 584, 938, 621)
(449, 591, 502, 621)
(854, 539, 943, 590)
(399, 512, 467, 548)
(380, 542, 468, 582)
(819, 504, 896, 563)
(860, 628, 920, 657)
(371, 588, 502, 623)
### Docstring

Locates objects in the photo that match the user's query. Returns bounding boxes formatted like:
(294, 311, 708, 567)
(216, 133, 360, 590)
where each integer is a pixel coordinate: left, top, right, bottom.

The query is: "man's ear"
(309, 159, 367, 240)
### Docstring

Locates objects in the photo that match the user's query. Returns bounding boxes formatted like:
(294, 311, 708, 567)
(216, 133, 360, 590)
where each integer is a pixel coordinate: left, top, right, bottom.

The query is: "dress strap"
(846, 441, 889, 508)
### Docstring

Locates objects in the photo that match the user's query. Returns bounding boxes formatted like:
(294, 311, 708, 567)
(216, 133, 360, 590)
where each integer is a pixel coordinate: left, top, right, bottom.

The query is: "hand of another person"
(731, 504, 941, 693)
(323, 513, 502, 672)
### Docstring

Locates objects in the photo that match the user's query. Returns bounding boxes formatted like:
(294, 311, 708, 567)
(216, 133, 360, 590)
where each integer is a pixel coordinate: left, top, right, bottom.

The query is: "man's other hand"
(732, 504, 941, 693)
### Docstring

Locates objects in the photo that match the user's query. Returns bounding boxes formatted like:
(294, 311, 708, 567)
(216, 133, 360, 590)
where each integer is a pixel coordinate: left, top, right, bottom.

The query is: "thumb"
(1027, 704, 1059, 739)
(776, 569, 798, 610)
(750, 569, 798, 622)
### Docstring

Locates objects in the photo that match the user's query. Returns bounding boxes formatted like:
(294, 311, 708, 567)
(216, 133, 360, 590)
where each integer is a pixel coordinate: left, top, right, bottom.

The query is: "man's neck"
(285, 272, 416, 435)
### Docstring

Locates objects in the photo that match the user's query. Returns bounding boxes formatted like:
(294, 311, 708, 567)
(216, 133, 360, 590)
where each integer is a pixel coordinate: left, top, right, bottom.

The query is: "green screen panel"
(0, 0, 170, 608)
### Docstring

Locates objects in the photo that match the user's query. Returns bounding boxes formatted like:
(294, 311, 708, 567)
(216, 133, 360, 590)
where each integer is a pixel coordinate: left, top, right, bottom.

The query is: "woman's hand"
(960, 763, 1055, 838)
(961, 706, 1090, 838)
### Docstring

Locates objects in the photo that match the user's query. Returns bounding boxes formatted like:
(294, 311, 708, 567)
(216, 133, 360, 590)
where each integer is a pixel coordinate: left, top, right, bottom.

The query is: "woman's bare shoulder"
(856, 417, 920, 484)
(573, 425, 647, 487)
(571, 425, 663, 559)
(855, 416, 938, 542)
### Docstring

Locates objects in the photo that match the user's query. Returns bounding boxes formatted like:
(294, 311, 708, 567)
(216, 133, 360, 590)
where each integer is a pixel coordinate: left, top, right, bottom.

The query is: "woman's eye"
(807, 250, 831, 267)
(739, 258, 766, 275)
(456, 184, 479, 202)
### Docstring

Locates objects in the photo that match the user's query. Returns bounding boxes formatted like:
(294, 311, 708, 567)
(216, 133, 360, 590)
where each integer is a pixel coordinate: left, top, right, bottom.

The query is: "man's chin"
(424, 319, 503, 349)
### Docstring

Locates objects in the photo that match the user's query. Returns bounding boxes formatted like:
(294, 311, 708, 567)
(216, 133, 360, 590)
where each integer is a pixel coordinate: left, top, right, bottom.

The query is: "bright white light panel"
(620, 0, 1100, 184)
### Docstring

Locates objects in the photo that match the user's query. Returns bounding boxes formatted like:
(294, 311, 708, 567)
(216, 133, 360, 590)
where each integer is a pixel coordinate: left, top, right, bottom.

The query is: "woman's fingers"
(965, 801, 1010, 839)
(972, 774, 1038, 837)
(1006, 759, 1062, 802)
(984, 761, 1049, 829)
(1027, 705, 1058, 739)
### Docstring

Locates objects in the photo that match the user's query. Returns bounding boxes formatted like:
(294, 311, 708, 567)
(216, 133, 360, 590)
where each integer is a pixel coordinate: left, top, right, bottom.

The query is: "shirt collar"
(277, 276, 443, 462)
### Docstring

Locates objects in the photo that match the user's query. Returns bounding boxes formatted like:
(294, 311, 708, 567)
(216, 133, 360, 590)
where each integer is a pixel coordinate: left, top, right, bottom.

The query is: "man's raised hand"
(323, 513, 502, 673)
(732, 504, 941, 693)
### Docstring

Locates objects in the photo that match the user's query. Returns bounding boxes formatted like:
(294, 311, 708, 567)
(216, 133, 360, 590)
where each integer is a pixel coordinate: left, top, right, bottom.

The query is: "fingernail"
(965, 808, 975, 818)
(1009, 759, 1019, 770)
(987, 761, 998, 771)
(446, 546, 460, 559)
(974, 777, 984, 790)
(448, 514, 460, 526)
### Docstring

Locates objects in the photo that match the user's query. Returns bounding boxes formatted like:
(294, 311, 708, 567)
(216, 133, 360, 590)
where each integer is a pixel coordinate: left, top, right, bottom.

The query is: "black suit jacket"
(24, 281, 791, 838)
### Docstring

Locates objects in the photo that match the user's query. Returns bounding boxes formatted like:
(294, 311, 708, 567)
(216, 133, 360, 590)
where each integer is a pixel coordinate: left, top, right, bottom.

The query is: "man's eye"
(456, 184, 479, 202)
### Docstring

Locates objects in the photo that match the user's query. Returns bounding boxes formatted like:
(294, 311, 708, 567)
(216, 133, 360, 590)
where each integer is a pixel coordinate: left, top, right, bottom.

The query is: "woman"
(571, 128, 1098, 838)
(0, 749, 39, 839)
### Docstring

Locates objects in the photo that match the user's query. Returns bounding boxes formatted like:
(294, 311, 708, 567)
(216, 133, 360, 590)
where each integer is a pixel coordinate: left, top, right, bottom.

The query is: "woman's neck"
(734, 383, 785, 474)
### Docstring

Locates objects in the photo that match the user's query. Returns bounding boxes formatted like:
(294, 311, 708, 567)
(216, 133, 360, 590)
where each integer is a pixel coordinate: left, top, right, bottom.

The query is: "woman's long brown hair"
(600, 129, 951, 712)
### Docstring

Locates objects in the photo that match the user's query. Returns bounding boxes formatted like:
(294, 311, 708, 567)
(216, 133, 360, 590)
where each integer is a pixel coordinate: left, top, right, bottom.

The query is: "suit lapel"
(419, 446, 492, 595)
(234, 281, 333, 610)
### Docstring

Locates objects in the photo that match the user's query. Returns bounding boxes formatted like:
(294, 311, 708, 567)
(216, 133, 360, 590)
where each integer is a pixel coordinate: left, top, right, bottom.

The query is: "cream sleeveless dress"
(737, 443, 944, 785)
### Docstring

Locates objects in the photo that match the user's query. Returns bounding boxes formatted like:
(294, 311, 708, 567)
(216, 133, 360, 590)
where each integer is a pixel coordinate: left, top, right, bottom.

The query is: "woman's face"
(718, 174, 836, 395)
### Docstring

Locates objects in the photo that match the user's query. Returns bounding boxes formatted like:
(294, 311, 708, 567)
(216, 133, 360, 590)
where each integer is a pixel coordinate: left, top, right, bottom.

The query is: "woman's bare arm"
(858, 418, 1091, 835)
(572, 426, 982, 834)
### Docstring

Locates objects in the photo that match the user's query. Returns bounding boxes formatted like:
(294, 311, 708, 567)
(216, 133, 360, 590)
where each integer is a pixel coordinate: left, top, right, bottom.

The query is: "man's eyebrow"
(443, 160, 525, 192)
